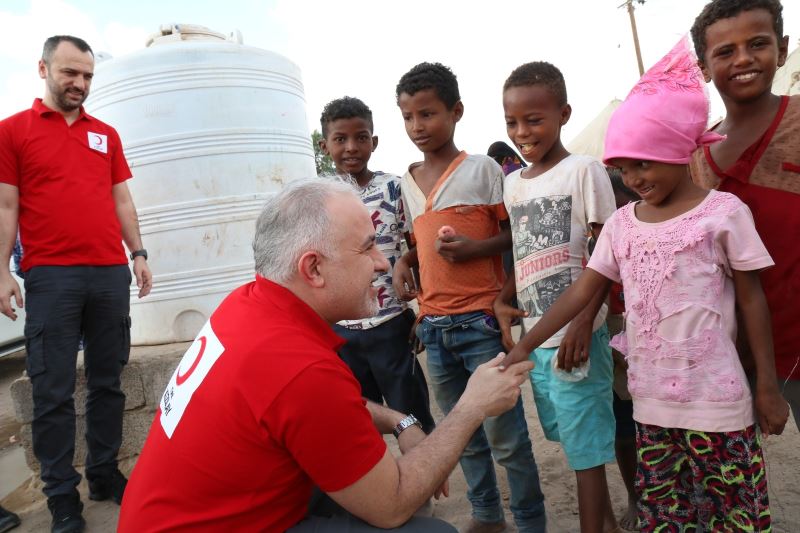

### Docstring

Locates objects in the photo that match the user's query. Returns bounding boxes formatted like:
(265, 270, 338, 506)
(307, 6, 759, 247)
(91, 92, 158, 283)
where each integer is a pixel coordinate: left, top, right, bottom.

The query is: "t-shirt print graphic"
(510, 195, 572, 317)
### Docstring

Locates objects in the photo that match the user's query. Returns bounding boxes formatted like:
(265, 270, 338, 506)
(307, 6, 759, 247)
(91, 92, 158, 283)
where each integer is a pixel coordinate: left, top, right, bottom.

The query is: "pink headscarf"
(603, 36, 724, 165)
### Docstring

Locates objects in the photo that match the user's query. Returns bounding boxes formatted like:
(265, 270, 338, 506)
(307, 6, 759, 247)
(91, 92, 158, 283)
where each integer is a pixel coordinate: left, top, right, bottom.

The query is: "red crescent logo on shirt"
(176, 336, 207, 386)
(91, 134, 103, 147)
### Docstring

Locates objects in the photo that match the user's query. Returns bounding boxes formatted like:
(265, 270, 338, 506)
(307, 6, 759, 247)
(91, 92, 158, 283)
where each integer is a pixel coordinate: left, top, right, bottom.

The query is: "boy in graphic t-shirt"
(494, 61, 618, 533)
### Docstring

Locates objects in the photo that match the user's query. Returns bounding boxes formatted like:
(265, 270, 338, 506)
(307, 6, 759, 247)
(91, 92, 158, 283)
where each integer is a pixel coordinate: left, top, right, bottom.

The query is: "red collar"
(703, 95, 789, 184)
(32, 98, 92, 123)
(251, 275, 344, 351)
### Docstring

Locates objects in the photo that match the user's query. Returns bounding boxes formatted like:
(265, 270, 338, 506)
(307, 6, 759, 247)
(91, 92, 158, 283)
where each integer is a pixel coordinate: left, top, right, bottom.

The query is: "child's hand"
(493, 298, 528, 352)
(755, 383, 789, 437)
(408, 325, 425, 355)
(498, 345, 532, 370)
(392, 256, 417, 301)
(435, 227, 478, 262)
(557, 313, 593, 372)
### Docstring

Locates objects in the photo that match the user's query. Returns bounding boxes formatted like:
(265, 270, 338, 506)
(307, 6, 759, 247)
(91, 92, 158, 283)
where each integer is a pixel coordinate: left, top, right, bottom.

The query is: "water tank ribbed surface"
(86, 25, 315, 344)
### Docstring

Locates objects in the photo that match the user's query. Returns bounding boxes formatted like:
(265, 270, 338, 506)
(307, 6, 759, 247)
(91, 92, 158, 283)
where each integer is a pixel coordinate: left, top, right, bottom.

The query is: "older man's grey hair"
(253, 177, 358, 284)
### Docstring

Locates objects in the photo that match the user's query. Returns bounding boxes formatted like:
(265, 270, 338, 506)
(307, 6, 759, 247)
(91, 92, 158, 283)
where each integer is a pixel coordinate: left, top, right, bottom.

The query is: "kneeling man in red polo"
(118, 178, 534, 532)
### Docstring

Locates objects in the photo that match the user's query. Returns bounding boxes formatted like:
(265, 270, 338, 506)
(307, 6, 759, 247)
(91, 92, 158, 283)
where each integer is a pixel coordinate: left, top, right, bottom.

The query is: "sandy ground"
(1, 347, 799, 532)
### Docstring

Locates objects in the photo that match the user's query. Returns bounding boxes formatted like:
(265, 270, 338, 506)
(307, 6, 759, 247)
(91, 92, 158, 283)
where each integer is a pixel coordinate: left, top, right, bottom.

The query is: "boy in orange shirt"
(393, 62, 545, 533)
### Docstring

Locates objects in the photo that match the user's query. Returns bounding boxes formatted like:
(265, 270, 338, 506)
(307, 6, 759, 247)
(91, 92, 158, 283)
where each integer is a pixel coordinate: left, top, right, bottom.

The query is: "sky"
(1, 0, 799, 174)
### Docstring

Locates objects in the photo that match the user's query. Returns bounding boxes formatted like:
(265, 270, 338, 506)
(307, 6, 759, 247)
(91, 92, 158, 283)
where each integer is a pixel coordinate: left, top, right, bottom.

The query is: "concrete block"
(10, 377, 32, 424)
(12, 341, 193, 473)
(11, 357, 150, 424)
(119, 408, 157, 460)
(19, 423, 35, 472)
(74, 364, 146, 416)
(19, 408, 156, 473)
(135, 345, 187, 407)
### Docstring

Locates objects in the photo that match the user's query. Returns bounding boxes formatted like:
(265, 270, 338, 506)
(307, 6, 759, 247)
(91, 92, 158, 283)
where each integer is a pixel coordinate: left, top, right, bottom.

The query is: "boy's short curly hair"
(691, 0, 784, 61)
(395, 62, 460, 110)
(320, 96, 373, 137)
(503, 62, 568, 106)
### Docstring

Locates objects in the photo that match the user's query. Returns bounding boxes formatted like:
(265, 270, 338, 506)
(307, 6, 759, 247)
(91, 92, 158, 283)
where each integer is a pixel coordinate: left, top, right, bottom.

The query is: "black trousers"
(24, 265, 131, 497)
(333, 310, 435, 433)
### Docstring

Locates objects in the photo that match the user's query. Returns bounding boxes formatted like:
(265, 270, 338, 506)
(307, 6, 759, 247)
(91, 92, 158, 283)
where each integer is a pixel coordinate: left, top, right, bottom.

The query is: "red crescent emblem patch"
(176, 336, 207, 386)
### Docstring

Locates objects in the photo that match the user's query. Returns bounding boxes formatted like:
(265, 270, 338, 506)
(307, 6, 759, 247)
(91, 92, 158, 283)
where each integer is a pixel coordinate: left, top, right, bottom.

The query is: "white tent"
(566, 99, 621, 161)
(773, 42, 800, 95)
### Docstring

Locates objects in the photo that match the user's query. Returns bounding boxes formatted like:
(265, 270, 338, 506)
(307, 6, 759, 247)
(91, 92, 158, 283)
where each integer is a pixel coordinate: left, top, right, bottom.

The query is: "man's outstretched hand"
(459, 354, 533, 419)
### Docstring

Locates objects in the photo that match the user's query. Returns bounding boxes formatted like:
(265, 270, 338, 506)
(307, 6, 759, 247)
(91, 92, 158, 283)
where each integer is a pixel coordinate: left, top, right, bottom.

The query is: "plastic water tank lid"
(146, 24, 242, 47)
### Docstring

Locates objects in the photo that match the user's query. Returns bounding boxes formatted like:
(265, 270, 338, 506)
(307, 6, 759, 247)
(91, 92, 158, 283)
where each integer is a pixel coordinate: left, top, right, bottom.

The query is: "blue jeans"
(417, 311, 546, 532)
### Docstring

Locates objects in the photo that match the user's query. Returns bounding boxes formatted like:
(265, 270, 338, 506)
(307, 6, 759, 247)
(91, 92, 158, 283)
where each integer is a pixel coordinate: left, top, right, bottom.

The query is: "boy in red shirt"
(690, 0, 799, 426)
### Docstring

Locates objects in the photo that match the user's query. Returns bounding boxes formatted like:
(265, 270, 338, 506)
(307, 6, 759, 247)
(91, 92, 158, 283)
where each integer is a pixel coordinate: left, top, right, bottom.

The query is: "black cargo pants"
(23, 265, 131, 497)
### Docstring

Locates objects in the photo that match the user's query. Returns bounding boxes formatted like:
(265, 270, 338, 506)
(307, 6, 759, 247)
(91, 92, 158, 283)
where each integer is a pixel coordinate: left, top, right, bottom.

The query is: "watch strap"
(392, 414, 422, 438)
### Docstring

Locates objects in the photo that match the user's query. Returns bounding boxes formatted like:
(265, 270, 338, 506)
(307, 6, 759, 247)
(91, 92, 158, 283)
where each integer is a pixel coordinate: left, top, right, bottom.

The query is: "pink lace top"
(588, 190, 773, 432)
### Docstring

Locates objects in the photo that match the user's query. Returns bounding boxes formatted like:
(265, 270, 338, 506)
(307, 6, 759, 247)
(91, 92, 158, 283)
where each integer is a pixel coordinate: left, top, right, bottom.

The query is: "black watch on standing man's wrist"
(130, 249, 148, 261)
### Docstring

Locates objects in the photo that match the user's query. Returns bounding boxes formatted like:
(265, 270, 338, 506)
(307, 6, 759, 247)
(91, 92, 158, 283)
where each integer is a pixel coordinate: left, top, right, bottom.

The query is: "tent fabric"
(773, 42, 800, 96)
(566, 99, 621, 161)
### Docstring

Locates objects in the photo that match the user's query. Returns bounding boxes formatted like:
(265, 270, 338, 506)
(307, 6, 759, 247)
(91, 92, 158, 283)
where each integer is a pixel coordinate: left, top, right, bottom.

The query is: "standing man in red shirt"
(0, 35, 151, 533)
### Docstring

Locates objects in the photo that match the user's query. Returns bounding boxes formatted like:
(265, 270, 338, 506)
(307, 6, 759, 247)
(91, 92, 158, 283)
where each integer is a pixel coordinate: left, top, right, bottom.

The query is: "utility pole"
(620, 0, 646, 76)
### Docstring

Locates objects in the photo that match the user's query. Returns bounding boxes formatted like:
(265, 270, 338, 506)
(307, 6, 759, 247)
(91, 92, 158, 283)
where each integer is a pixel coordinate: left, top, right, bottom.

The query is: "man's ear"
(697, 59, 712, 83)
(777, 35, 790, 67)
(318, 137, 329, 156)
(38, 59, 47, 80)
(560, 104, 572, 126)
(371, 135, 379, 152)
(452, 101, 464, 123)
(297, 250, 326, 288)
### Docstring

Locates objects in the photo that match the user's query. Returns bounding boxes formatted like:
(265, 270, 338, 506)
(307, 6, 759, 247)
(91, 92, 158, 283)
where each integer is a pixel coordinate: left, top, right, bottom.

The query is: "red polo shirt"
(118, 277, 387, 532)
(0, 99, 131, 270)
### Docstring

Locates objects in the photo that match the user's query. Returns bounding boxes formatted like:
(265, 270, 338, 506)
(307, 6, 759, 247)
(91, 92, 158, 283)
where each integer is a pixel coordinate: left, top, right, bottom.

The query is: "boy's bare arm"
(437, 224, 511, 263)
(557, 283, 609, 372)
(502, 268, 611, 368)
(732, 268, 789, 436)
(557, 223, 608, 371)
(393, 247, 419, 301)
(493, 274, 528, 352)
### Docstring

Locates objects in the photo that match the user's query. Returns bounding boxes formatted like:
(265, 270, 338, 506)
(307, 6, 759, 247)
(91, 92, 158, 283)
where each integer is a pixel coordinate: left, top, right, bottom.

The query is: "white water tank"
(86, 24, 315, 344)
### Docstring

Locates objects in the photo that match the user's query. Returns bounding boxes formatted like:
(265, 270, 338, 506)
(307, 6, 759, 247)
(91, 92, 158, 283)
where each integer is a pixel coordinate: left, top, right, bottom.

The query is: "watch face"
(394, 414, 419, 437)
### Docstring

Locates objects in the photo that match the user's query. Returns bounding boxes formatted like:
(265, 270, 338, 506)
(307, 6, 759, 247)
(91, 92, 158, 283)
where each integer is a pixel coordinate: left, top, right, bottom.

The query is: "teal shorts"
(528, 324, 616, 471)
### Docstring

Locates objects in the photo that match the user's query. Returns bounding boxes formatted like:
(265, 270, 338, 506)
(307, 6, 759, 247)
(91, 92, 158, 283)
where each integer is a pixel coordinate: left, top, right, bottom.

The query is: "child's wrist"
(755, 376, 780, 393)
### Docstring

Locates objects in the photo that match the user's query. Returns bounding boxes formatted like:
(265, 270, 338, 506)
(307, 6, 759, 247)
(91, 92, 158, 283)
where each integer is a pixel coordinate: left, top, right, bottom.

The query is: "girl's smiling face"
(609, 159, 688, 207)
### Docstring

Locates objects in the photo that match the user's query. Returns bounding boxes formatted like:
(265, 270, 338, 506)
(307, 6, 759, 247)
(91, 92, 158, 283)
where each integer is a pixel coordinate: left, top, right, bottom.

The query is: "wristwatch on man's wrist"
(130, 249, 148, 261)
(392, 414, 423, 438)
